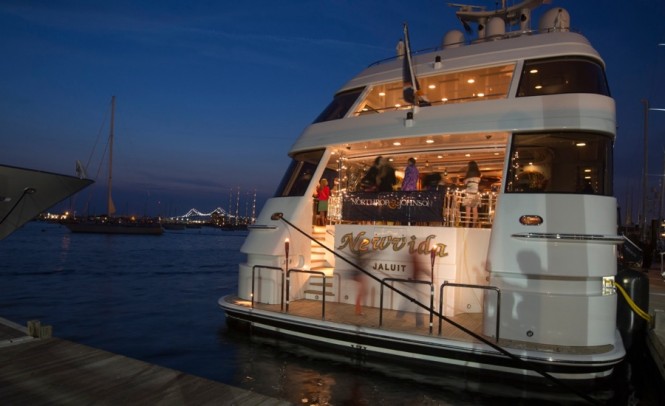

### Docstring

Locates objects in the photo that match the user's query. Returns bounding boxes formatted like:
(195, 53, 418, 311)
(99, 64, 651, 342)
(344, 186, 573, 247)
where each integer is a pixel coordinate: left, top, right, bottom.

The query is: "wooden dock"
(0, 317, 289, 405)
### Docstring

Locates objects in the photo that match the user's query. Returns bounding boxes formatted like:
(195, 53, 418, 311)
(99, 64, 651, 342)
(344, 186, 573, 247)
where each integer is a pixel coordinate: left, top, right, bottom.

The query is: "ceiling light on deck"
(393, 141, 401, 146)
(379, 92, 386, 96)
(428, 84, 436, 89)
(477, 92, 485, 97)
(584, 168, 592, 173)
(467, 78, 475, 84)
(576, 142, 586, 147)
(441, 97, 448, 102)
(535, 85, 542, 89)
(426, 139, 434, 144)
(530, 69, 538, 74)
(465, 153, 471, 157)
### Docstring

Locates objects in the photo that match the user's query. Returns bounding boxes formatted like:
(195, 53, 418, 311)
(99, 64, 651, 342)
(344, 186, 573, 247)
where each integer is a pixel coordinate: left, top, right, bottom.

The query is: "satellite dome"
(539, 8, 570, 32)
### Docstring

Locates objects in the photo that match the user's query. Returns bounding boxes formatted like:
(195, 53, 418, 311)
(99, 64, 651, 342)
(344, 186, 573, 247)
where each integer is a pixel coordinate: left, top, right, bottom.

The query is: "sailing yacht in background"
(65, 96, 163, 235)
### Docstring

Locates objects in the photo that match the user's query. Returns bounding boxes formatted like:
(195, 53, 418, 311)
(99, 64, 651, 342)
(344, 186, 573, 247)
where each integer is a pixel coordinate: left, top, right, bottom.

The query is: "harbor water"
(0, 221, 661, 405)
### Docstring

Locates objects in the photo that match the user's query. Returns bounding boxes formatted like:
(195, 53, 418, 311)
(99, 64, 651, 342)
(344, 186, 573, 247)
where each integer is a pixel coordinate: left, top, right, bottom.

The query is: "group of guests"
(360, 156, 398, 192)
(314, 157, 483, 228)
(360, 156, 483, 228)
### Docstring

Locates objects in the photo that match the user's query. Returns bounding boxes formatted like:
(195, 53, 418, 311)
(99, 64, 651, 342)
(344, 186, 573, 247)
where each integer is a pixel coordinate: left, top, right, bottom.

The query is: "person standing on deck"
(378, 157, 397, 192)
(463, 161, 481, 228)
(402, 157, 419, 191)
(314, 178, 330, 226)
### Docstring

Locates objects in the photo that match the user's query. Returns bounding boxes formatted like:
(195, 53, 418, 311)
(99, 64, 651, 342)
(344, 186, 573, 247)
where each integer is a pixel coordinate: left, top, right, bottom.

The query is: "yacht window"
(355, 64, 514, 114)
(517, 57, 610, 97)
(275, 149, 325, 197)
(505, 132, 613, 195)
(313, 88, 365, 123)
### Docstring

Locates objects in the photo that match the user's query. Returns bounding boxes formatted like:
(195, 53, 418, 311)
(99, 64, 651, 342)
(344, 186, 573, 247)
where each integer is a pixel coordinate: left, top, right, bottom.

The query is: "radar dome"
(442, 30, 464, 48)
(486, 17, 506, 38)
(539, 8, 570, 32)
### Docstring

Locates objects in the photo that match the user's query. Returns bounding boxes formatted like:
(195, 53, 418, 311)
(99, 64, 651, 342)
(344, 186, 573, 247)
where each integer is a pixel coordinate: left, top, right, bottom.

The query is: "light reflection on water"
(0, 222, 659, 405)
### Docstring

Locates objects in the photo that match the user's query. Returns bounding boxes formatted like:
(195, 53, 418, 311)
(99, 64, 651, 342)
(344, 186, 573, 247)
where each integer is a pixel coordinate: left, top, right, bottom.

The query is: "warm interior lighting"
(378, 92, 385, 96)
(426, 139, 434, 144)
(393, 141, 401, 146)
(584, 169, 591, 173)
(530, 69, 538, 74)
(428, 84, 436, 89)
(576, 142, 586, 147)
(535, 85, 542, 89)
(477, 92, 485, 97)
(467, 78, 475, 84)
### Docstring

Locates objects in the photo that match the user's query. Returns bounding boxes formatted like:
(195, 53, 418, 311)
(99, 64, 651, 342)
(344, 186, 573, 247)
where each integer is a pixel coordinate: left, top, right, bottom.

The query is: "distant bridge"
(179, 207, 228, 218)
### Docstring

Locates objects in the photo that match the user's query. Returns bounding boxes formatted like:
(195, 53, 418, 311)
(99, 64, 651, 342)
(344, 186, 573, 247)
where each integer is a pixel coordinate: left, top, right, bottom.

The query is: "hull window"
(505, 132, 613, 195)
(517, 57, 610, 97)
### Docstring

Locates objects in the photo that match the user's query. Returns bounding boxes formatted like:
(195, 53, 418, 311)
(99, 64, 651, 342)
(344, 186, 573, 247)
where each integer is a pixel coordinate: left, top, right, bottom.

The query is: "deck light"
(405, 111, 414, 127)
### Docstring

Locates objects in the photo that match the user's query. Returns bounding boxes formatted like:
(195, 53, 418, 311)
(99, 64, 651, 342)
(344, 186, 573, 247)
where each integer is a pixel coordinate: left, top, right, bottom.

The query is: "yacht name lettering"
(372, 263, 407, 272)
(338, 232, 448, 257)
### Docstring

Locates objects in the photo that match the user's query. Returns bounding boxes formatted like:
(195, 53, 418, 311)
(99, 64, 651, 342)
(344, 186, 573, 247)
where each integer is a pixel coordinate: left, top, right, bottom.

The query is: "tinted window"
(506, 132, 613, 195)
(313, 88, 364, 123)
(517, 57, 610, 97)
(274, 150, 326, 197)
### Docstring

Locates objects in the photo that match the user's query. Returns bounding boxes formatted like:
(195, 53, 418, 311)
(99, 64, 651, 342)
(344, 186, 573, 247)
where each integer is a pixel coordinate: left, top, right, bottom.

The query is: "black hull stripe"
(224, 308, 621, 376)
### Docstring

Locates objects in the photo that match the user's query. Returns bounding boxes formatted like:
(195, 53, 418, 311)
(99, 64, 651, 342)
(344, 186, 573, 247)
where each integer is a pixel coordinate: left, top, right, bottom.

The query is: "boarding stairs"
(304, 225, 337, 301)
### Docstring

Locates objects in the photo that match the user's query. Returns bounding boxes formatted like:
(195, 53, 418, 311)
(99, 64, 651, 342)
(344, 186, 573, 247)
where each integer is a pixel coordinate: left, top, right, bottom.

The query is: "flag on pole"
(402, 23, 429, 107)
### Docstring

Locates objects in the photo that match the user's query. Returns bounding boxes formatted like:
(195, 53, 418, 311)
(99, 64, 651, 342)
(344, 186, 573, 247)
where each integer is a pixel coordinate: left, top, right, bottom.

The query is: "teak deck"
(242, 297, 615, 355)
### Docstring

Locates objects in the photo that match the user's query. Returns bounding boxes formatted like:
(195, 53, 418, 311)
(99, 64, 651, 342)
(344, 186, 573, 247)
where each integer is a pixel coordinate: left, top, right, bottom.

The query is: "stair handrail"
(251, 265, 285, 311)
(380, 277, 435, 334)
(439, 281, 501, 342)
(286, 268, 327, 319)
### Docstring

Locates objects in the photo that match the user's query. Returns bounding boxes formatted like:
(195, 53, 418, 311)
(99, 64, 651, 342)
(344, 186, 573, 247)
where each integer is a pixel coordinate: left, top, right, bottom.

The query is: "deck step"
(304, 289, 335, 300)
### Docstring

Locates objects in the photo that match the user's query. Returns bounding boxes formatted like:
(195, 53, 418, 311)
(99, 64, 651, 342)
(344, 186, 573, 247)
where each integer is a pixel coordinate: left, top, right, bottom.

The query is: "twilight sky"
(1, 1, 664, 220)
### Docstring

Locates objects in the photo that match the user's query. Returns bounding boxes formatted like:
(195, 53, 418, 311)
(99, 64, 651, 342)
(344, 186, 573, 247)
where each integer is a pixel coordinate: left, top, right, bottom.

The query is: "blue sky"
(1, 1, 664, 219)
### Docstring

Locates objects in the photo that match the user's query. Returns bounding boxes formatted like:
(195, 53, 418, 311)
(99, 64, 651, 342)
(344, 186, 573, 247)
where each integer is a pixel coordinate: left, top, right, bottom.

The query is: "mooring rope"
(613, 281, 652, 323)
(271, 213, 601, 405)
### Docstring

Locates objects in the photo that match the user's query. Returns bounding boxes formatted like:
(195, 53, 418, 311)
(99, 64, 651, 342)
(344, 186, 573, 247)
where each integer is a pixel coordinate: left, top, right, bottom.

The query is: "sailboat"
(65, 96, 163, 235)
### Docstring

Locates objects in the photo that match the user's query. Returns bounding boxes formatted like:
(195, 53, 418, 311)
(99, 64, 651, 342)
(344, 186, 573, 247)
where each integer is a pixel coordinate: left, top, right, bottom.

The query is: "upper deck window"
(355, 64, 515, 114)
(517, 57, 610, 97)
(505, 132, 613, 196)
(313, 88, 365, 123)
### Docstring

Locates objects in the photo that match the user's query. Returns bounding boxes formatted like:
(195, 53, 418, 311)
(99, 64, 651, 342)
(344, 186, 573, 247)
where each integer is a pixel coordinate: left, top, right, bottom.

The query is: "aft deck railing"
(251, 265, 285, 311)
(379, 278, 435, 334)
(286, 269, 327, 319)
(439, 281, 501, 342)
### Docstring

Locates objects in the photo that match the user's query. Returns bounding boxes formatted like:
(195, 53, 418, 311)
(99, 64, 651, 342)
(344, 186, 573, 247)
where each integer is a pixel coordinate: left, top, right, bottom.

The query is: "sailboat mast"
(108, 96, 115, 217)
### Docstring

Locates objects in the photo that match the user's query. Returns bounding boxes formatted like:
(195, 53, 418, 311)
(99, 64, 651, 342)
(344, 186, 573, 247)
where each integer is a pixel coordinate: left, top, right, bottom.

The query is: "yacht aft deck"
(221, 295, 615, 357)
